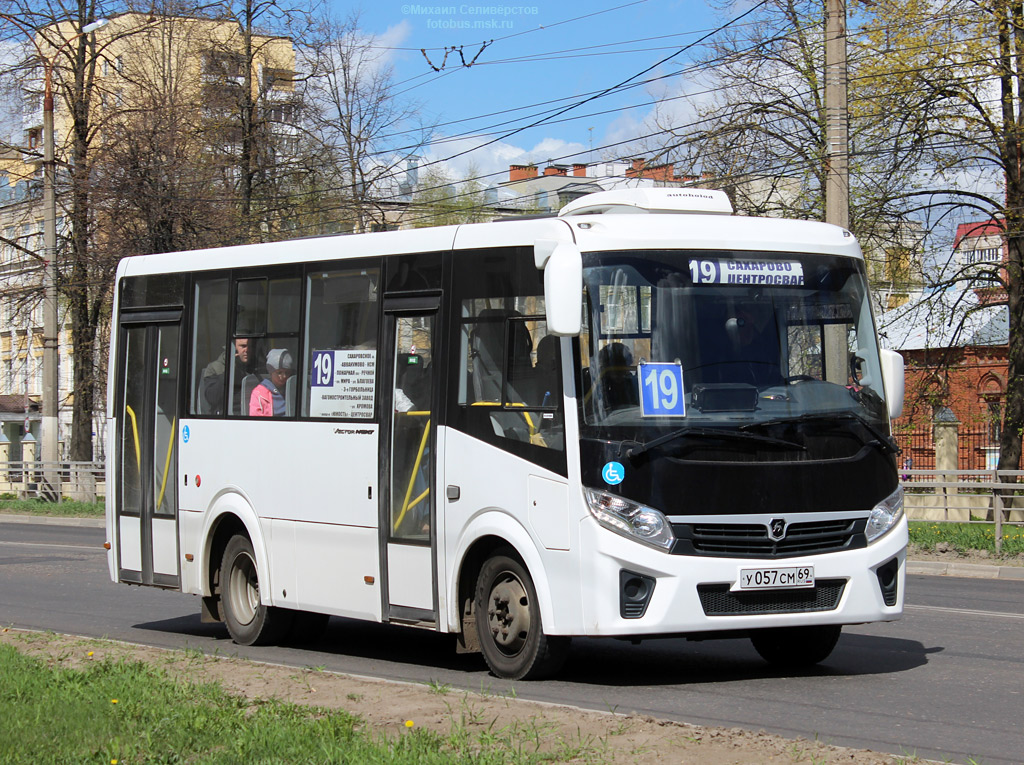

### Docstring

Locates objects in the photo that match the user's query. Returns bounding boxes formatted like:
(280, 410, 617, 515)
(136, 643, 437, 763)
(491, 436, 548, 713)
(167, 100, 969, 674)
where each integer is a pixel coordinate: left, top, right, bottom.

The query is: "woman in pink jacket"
(250, 348, 294, 417)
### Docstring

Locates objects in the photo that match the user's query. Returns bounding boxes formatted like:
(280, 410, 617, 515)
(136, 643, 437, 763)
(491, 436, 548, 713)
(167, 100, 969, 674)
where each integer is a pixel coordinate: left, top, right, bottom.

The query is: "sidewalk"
(0, 513, 104, 528)
(907, 559, 1024, 580)
(2, 512, 1022, 580)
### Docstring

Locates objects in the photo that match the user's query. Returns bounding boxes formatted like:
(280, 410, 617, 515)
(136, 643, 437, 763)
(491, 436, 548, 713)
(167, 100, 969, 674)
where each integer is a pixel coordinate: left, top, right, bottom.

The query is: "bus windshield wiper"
(740, 412, 900, 455)
(625, 426, 806, 460)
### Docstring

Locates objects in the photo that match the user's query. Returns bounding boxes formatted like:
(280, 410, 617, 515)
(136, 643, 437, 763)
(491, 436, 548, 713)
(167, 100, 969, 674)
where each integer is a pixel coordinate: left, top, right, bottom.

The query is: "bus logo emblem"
(768, 519, 786, 541)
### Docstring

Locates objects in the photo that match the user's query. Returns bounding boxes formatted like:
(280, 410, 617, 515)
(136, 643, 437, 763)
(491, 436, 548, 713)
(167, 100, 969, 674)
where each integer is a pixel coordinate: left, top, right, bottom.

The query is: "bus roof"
(117, 208, 860, 280)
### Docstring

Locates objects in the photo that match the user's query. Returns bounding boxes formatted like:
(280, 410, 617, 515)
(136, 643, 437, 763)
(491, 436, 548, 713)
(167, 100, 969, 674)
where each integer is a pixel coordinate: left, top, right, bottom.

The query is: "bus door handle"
(446, 485, 461, 502)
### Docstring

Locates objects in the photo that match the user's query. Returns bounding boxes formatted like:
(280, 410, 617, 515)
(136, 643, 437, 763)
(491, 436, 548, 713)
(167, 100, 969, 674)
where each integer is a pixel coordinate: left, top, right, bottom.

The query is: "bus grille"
(671, 518, 866, 558)
(697, 579, 846, 616)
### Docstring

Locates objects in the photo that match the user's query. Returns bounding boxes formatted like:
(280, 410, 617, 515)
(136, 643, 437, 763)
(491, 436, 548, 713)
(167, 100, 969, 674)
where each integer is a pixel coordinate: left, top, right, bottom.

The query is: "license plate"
(735, 566, 814, 591)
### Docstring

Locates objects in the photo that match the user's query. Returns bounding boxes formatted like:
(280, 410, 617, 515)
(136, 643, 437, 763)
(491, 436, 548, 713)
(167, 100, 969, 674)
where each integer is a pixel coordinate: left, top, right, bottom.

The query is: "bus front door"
(382, 306, 438, 622)
(115, 315, 181, 588)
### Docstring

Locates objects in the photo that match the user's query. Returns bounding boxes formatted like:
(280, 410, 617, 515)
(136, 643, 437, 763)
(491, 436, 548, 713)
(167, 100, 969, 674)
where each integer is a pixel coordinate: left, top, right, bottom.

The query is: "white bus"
(105, 188, 907, 680)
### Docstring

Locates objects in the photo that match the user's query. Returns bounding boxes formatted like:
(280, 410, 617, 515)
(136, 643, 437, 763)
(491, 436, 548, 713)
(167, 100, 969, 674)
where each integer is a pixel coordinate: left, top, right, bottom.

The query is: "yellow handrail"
(124, 405, 141, 471)
(470, 400, 542, 441)
(392, 416, 431, 533)
(156, 417, 176, 509)
(470, 400, 536, 427)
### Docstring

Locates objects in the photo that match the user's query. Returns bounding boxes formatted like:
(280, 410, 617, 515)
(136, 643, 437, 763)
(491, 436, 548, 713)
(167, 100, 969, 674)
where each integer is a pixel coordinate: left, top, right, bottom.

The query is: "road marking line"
(906, 604, 1024, 620)
(0, 540, 98, 552)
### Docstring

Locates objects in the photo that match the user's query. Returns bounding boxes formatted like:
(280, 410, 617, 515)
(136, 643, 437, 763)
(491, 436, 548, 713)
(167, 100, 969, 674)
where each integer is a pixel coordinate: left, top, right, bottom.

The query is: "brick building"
(879, 220, 1008, 470)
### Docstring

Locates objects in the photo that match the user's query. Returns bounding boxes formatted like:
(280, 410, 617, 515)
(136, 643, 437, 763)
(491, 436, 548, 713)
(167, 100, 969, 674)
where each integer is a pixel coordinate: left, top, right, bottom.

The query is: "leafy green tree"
(412, 165, 490, 228)
(860, 0, 1024, 471)
(644, 0, 929, 294)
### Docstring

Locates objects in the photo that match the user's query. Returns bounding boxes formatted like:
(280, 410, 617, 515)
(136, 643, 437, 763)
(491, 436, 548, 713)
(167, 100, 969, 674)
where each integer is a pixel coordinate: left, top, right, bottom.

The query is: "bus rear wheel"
(475, 552, 569, 680)
(750, 625, 842, 668)
(221, 535, 292, 646)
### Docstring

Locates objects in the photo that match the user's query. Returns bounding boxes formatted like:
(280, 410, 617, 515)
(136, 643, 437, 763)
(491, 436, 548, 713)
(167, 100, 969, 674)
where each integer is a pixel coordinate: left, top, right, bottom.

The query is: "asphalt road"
(2, 521, 1022, 765)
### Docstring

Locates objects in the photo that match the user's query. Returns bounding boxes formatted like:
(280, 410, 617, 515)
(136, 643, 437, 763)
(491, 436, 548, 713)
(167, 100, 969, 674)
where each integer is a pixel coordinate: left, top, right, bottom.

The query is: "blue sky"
(1, 1, 724, 186)
(335, 0, 720, 183)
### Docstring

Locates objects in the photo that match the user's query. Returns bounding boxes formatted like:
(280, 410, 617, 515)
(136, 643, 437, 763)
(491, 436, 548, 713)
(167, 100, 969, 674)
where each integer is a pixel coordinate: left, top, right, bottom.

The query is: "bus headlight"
(584, 488, 676, 551)
(866, 485, 904, 543)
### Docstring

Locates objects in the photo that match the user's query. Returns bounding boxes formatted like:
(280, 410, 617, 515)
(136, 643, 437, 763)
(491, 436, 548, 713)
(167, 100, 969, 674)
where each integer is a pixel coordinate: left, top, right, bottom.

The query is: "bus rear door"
(114, 312, 182, 588)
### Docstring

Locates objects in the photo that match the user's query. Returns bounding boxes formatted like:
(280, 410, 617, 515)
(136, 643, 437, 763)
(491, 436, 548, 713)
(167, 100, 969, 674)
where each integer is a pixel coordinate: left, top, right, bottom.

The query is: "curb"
(907, 559, 1024, 581)
(2, 513, 1022, 580)
(0, 513, 105, 528)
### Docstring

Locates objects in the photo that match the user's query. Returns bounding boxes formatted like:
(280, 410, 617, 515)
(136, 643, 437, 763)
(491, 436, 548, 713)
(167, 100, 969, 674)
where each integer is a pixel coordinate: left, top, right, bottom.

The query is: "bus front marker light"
(866, 485, 904, 543)
(584, 488, 675, 550)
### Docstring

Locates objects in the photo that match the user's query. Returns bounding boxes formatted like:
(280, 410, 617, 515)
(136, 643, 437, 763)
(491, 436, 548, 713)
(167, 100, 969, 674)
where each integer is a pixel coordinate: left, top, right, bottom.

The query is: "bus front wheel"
(475, 552, 569, 680)
(750, 624, 842, 668)
(221, 535, 292, 646)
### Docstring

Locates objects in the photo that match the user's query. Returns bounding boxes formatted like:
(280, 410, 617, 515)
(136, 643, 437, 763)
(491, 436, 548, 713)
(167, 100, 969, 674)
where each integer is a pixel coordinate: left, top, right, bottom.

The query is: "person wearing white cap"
(250, 348, 294, 417)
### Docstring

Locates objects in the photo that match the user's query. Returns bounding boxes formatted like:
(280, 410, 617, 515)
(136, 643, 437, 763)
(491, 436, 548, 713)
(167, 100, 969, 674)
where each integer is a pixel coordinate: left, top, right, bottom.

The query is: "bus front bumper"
(576, 515, 907, 637)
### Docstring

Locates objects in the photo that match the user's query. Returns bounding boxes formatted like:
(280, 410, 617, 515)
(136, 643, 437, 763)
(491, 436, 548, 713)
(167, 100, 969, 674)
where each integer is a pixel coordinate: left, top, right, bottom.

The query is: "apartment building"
(0, 12, 298, 458)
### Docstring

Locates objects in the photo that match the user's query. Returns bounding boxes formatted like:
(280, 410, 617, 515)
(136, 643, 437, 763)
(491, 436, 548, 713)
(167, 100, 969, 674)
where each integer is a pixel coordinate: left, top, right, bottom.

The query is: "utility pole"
(823, 0, 850, 385)
(825, 0, 849, 230)
(40, 48, 59, 499)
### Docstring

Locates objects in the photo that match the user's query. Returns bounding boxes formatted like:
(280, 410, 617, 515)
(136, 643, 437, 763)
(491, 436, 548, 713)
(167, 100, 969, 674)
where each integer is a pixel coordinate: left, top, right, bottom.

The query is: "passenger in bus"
(725, 300, 783, 386)
(533, 334, 559, 406)
(200, 337, 252, 415)
(250, 348, 294, 417)
(596, 342, 639, 410)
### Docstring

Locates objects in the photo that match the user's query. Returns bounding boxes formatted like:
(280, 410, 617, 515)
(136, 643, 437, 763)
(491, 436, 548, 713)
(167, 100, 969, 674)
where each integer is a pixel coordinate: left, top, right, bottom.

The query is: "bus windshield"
(577, 250, 890, 451)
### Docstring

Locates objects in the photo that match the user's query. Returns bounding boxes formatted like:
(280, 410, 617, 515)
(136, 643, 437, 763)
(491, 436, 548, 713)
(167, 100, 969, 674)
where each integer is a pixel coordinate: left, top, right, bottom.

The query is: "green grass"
(0, 498, 104, 517)
(0, 645, 542, 764)
(909, 521, 1024, 556)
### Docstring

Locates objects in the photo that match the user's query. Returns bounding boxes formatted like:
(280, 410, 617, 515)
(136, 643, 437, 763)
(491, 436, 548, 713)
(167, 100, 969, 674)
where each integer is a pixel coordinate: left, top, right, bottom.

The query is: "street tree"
(859, 0, 1024, 471)
(199, 0, 319, 242)
(643, 0, 929, 297)
(0, 0, 127, 461)
(90, 12, 234, 256)
(304, 11, 432, 233)
(412, 164, 489, 228)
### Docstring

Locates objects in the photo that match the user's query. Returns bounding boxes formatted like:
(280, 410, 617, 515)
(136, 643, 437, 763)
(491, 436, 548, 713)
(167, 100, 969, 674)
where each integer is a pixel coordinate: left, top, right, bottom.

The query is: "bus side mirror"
(880, 349, 904, 420)
(535, 240, 582, 336)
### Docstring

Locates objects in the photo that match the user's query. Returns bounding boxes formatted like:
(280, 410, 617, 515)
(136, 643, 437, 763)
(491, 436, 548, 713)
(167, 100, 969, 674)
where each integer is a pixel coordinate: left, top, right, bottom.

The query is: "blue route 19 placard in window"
(638, 362, 687, 417)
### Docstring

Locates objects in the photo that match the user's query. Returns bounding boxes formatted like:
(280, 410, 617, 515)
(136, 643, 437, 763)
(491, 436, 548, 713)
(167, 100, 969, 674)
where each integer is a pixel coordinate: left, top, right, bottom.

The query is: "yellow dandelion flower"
(405, 720, 415, 728)
(111, 699, 118, 704)
(87, 651, 94, 657)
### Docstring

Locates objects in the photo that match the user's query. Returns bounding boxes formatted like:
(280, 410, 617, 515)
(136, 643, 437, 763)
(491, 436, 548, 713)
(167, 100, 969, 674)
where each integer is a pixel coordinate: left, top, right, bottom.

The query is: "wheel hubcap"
(487, 572, 531, 656)
(228, 551, 259, 626)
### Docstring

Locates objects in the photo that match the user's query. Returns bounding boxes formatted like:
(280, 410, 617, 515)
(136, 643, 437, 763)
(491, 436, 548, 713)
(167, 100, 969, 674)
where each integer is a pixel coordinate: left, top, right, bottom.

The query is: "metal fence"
(1, 462, 1022, 549)
(895, 427, 934, 471)
(902, 469, 1024, 553)
(894, 426, 1000, 471)
(0, 461, 105, 503)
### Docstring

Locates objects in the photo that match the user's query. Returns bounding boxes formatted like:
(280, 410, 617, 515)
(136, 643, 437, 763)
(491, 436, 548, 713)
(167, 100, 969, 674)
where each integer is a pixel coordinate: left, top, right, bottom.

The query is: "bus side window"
(229, 275, 301, 418)
(302, 265, 380, 419)
(460, 308, 563, 451)
(449, 248, 566, 474)
(191, 277, 229, 416)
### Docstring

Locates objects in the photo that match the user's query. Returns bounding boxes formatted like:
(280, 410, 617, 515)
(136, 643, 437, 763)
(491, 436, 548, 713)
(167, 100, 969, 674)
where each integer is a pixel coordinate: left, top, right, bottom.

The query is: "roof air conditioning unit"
(558, 188, 733, 217)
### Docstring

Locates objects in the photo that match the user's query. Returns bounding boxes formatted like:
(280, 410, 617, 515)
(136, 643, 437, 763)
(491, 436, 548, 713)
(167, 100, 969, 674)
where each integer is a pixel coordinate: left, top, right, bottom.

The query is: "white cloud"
(377, 20, 412, 53)
(417, 134, 587, 185)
